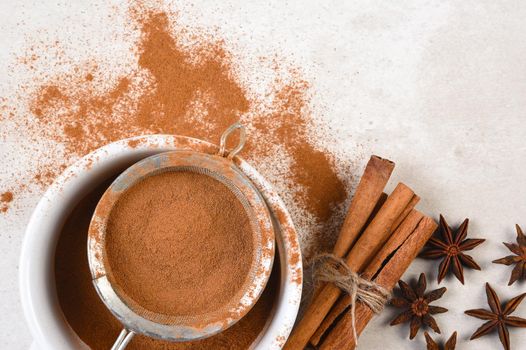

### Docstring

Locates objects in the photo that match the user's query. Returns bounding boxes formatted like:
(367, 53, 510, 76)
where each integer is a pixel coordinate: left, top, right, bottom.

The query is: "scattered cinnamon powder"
(127, 139, 141, 148)
(55, 178, 279, 350)
(2, 6, 354, 257)
(1, 191, 13, 213)
(1, 192, 13, 202)
(104, 171, 254, 316)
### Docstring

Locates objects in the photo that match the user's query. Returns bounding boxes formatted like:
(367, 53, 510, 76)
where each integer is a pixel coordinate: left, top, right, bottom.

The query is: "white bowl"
(19, 135, 302, 350)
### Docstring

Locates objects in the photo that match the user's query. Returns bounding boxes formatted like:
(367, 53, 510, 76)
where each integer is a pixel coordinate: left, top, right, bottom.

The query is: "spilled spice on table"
(3, 5, 355, 257)
(1, 191, 13, 213)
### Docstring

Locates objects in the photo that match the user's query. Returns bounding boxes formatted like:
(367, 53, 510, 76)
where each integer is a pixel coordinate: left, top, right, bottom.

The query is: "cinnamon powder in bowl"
(55, 178, 280, 350)
(104, 171, 254, 316)
(88, 149, 275, 341)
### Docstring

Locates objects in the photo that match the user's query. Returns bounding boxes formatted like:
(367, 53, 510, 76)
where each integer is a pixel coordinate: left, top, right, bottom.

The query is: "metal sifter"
(87, 123, 275, 350)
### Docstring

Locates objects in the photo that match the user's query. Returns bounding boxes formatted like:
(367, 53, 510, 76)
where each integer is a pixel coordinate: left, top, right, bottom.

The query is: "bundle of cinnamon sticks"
(284, 156, 438, 350)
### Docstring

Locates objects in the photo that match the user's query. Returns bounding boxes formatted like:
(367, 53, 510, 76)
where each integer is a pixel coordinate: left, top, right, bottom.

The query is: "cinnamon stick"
(319, 217, 438, 350)
(362, 192, 388, 234)
(391, 194, 420, 232)
(283, 182, 414, 350)
(366, 209, 423, 277)
(332, 156, 394, 258)
(311, 192, 389, 302)
(310, 209, 424, 346)
(345, 183, 414, 270)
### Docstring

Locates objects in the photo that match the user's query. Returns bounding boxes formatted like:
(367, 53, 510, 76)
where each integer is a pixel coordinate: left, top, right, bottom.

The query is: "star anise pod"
(465, 283, 526, 350)
(493, 224, 526, 285)
(389, 273, 448, 339)
(420, 215, 485, 284)
(424, 331, 457, 350)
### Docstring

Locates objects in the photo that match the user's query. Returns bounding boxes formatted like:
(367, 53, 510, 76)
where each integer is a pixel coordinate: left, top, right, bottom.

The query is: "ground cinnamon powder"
(7, 7, 350, 259)
(104, 171, 254, 316)
(55, 178, 279, 350)
(0, 191, 13, 213)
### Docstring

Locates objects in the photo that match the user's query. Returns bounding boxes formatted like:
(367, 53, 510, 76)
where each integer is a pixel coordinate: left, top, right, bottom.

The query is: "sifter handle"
(218, 122, 246, 160)
(110, 328, 135, 350)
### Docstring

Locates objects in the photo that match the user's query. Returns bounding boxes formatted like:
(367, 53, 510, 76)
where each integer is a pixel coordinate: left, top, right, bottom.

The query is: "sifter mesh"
(87, 124, 275, 347)
(103, 165, 263, 326)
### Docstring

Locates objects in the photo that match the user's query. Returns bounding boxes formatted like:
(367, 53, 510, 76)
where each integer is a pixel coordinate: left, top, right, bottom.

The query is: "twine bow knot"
(312, 253, 391, 346)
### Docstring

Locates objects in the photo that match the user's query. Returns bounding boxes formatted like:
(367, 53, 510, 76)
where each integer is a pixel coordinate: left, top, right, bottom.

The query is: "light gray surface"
(1, 1, 525, 349)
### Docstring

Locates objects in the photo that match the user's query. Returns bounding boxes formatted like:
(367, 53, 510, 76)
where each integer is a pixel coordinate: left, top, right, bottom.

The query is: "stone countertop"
(1, 1, 525, 349)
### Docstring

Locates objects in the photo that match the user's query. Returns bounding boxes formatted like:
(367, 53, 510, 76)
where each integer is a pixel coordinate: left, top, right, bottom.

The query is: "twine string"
(311, 253, 391, 346)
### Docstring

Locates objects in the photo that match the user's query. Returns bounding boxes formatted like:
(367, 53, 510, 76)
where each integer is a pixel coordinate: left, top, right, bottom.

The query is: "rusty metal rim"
(87, 150, 275, 342)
